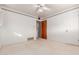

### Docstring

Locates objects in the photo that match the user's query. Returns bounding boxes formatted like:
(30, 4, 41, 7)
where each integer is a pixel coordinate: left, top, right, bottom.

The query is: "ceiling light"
(34, 5, 39, 7)
(40, 4, 45, 7)
(34, 4, 50, 12)
(34, 4, 45, 7)
(37, 9, 43, 12)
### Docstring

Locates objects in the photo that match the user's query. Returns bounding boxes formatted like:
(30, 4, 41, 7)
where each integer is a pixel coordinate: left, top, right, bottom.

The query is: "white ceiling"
(0, 4, 79, 19)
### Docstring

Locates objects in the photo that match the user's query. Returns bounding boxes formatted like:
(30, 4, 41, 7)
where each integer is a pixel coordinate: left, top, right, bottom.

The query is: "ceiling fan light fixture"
(40, 4, 45, 7)
(37, 9, 43, 12)
(35, 4, 50, 14)
(34, 5, 39, 7)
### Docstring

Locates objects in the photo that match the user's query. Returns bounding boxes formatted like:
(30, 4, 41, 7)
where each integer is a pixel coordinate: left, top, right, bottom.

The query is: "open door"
(36, 21, 41, 39)
(41, 20, 47, 39)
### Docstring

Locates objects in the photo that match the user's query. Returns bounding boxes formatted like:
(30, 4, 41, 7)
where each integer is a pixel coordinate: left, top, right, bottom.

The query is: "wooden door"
(41, 20, 47, 39)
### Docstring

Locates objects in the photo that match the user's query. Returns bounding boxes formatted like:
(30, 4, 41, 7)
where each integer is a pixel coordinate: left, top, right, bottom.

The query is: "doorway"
(36, 20, 47, 39)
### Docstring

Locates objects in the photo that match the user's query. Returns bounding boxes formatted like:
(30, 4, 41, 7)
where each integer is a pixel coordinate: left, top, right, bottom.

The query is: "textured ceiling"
(0, 4, 79, 19)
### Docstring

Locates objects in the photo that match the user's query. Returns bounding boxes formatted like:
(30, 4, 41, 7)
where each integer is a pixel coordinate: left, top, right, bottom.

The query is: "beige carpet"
(0, 39, 79, 54)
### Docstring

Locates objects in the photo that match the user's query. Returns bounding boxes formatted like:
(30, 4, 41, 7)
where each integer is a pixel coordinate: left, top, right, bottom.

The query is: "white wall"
(0, 9, 36, 45)
(47, 9, 79, 45)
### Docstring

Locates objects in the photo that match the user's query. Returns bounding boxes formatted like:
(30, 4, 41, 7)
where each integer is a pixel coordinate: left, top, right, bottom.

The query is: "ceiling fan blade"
(42, 7, 50, 11)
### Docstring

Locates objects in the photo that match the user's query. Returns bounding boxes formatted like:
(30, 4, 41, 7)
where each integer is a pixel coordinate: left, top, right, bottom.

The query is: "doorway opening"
(36, 20, 47, 40)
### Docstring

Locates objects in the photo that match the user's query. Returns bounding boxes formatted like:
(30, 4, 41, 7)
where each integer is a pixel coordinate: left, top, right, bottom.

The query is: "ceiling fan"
(34, 4, 50, 13)
(34, 4, 50, 21)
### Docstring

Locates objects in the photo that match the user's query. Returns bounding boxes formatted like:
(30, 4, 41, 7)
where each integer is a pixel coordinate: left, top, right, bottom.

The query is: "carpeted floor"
(0, 39, 79, 55)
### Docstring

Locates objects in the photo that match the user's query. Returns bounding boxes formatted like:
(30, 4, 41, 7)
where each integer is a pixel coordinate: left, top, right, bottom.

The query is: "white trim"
(1, 7, 38, 20)
(43, 5, 79, 19)
(34, 20, 37, 40)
